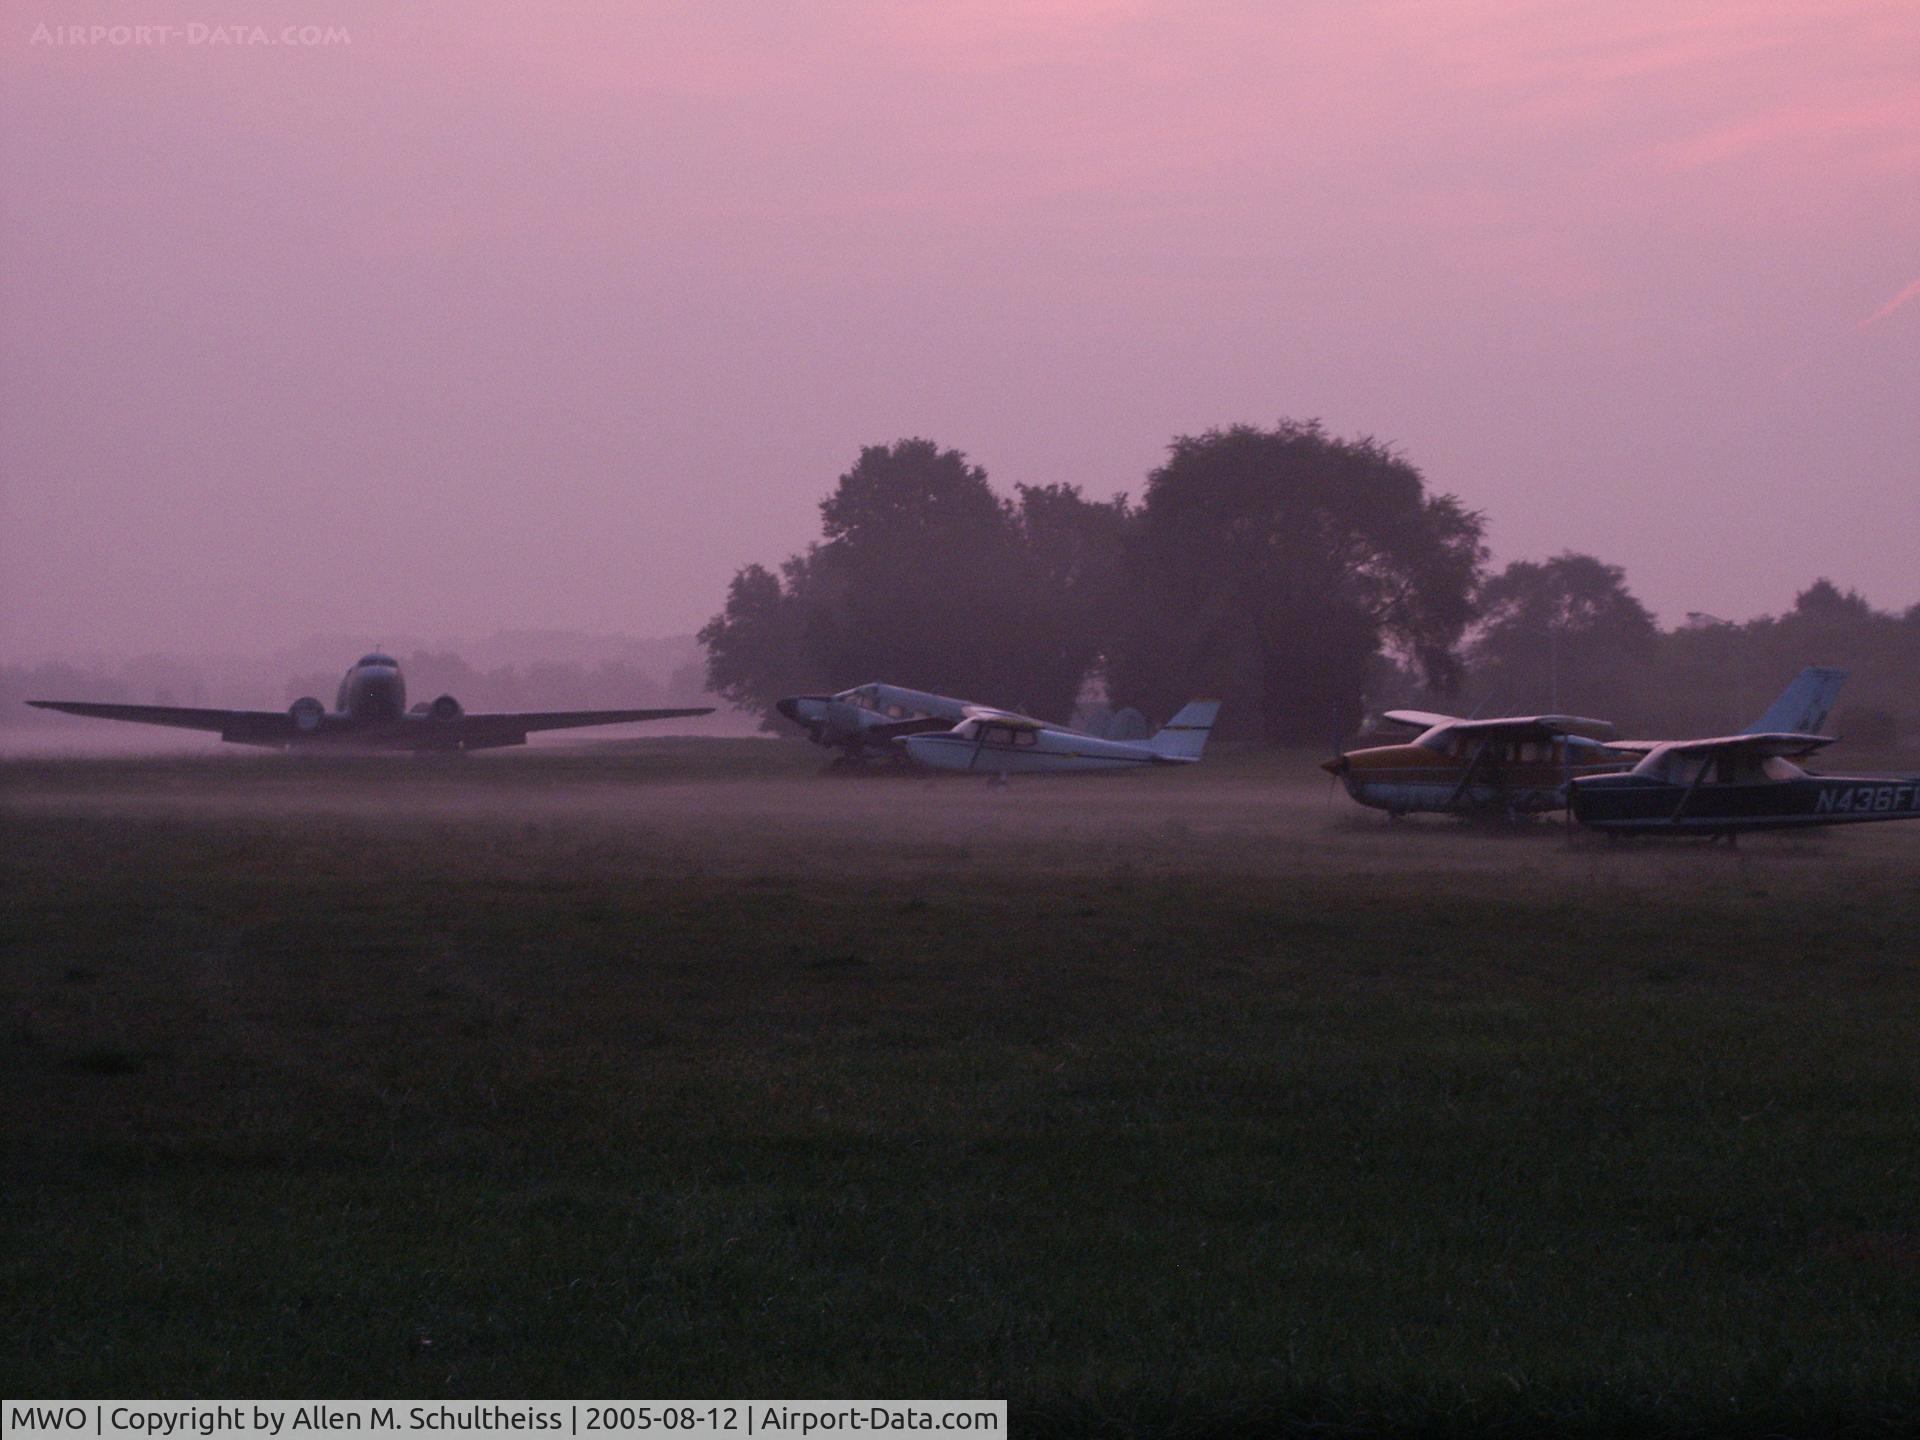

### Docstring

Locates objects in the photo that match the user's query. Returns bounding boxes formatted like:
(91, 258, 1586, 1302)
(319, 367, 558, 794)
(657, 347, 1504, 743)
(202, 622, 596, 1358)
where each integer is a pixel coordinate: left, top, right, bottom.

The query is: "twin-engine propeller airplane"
(1322, 666, 1847, 819)
(27, 652, 713, 752)
(896, 700, 1221, 775)
(775, 682, 972, 760)
(1571, 732, 1920, 839)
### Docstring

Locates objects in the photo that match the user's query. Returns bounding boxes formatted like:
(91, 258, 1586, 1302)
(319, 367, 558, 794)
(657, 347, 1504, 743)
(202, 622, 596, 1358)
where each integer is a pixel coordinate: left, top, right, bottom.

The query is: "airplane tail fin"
(1741, 666, 1847, 736)
(1147, 700, 1221, 761)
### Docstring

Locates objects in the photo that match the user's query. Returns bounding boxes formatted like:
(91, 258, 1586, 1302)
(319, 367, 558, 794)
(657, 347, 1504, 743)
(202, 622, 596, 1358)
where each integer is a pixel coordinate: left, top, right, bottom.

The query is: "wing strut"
(1444, 739, 1492, 812)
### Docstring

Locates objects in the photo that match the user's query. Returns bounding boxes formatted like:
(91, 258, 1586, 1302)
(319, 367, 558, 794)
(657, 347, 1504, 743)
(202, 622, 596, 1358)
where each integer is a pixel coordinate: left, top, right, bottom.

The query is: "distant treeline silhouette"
(702, 426, 1920, 747)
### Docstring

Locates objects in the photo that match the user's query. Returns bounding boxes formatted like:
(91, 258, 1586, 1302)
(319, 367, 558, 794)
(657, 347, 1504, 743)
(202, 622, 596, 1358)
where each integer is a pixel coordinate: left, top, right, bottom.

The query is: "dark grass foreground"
(5, 741, 1920, 1435)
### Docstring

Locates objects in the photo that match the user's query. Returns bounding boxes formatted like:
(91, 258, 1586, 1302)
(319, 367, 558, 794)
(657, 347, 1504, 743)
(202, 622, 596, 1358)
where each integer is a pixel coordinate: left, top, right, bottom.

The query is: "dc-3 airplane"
(775, 682, 973, 760)
(1321, 665, 1848, 819)
(1571, 732, 1920, 839)
(28, 652, 713, 752)
(896, 700, 1221, 775)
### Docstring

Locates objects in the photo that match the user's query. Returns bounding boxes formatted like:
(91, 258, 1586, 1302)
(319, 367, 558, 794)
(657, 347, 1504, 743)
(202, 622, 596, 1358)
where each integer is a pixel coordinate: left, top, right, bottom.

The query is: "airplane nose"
(775, 697, 801, 723)
(1321, 756, 1348, 775)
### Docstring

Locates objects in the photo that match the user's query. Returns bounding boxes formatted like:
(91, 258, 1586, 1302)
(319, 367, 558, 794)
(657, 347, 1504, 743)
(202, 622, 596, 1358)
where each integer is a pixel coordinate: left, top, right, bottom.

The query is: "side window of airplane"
(885, 704, 908, 719)
(1013, 730, 1038, 747)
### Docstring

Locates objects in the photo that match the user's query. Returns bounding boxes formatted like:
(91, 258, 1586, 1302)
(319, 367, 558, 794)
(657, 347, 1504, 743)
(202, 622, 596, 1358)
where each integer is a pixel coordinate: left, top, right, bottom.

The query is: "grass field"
(6, 739, 1920, 1435)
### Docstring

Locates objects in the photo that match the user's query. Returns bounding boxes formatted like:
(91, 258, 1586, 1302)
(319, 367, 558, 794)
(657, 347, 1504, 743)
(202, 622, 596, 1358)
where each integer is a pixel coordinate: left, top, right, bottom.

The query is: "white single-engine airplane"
(896, 700, 1221, 775)
(28, 651, 713, 752)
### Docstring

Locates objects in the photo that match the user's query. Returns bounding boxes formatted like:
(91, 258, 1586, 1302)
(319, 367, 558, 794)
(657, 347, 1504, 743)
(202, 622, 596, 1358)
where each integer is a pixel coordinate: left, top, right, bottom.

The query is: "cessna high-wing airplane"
(775, 682, 972, 759)
(1322, 665, 1847, 819)
(1572, 732, 1920, 839)
(896, 700, 1221, 775)
(27, 652, 713, 751)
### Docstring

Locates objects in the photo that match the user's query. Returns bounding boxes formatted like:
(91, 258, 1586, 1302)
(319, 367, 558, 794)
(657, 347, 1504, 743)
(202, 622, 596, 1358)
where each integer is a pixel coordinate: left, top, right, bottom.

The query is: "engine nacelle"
(428, 694, 464, 722)
(289, 696, 325, 733)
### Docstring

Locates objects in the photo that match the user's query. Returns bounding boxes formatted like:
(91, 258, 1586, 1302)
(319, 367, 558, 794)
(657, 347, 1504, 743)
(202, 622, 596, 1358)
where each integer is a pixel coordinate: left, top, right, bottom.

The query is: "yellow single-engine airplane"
(1322, 665, 1847, 820)
(1322, 711, 1622, 818)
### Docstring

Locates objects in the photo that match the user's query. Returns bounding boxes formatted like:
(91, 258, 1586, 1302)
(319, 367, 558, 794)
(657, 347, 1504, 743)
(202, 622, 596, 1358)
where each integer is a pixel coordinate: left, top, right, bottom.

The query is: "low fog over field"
(8, 742, 1920, 1424)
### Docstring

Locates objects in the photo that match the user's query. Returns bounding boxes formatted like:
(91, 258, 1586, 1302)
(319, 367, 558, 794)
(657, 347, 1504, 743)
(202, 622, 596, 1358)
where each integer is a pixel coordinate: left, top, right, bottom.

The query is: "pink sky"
(3, 0, 1916, 659)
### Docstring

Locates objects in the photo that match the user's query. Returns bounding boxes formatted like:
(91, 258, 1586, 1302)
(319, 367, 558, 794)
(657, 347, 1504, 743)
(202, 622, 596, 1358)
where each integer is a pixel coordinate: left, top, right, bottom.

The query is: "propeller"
(1325, 702, 1346, 806)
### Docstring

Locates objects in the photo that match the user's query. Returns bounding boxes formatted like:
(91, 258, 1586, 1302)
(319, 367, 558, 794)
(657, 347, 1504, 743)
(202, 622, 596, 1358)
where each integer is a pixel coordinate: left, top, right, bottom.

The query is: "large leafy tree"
(699, 558, 819, 720)
(1469, 552, 1658, 722)
(1106, 421, 1485, 744)
(700, 440, 1127, 726)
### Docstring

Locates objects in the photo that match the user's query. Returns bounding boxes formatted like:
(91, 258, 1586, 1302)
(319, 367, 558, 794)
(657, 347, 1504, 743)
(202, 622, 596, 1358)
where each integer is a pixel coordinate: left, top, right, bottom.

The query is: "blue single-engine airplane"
(1570, 731, 1920, 839)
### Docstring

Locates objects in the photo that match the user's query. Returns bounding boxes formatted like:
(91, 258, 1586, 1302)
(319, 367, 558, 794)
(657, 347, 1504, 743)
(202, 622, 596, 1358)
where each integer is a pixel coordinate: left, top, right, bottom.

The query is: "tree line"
(702, 425, 1920, 747)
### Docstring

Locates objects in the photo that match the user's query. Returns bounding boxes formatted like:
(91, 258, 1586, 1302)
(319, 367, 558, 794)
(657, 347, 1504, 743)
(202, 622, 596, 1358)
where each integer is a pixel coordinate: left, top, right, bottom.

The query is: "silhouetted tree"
(699, 559, 818, 721)
(1469, 553, 1658, 721)
(700, 440, 1125, 726)
(1106, 421, 1485, 744)
(1009, 482, 1132, 724)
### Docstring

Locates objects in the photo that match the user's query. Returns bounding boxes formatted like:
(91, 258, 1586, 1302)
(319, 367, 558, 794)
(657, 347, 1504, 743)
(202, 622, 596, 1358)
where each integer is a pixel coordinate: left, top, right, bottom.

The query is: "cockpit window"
(358, 653, 398, 668)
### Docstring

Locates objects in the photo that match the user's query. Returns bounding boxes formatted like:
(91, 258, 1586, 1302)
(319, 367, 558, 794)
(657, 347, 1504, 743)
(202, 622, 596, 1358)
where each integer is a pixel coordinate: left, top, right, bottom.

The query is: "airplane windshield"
(358, 653, 398, 668)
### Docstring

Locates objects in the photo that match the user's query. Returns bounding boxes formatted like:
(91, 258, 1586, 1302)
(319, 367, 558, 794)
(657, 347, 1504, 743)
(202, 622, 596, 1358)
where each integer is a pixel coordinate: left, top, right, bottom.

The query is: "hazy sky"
(3, 0, 1915, 660)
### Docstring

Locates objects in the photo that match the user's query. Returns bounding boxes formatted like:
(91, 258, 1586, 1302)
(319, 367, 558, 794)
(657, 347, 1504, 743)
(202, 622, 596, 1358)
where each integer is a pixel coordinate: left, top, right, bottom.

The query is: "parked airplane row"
(1322, 665, 1920, 837)
(27, 653, 1221, 776)
(27, 656, 1919, 838)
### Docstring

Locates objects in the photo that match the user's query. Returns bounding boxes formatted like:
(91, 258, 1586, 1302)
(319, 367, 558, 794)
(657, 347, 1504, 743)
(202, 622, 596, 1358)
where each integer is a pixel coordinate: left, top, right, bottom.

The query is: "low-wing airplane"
(1571, 732, 1920, 838)
(774, 682, 972, 759)
(27, 651, 713, 752)
(896, 700, 1221, 775)
(1322, 665, 1848, 819)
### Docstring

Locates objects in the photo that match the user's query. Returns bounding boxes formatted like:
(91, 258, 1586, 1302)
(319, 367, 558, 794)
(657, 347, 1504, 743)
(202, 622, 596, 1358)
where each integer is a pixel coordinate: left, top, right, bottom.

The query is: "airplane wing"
(26, 700, 296, 739)
(1441, 714, 1616, 740)
(448, 706, 714, 746)
(1653, 731, 1836, 759)
(1379, 709, 1462, 730)
(961, 706, 1049, 731)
